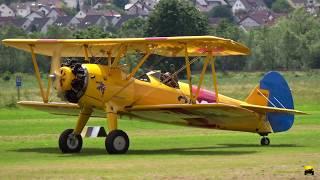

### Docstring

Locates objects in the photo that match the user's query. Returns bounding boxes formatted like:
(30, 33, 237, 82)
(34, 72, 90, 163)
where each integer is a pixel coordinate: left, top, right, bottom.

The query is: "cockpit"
(141, 71, 180, 89)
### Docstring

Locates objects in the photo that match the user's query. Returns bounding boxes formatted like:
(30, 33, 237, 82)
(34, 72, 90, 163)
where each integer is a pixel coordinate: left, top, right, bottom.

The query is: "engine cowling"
(59, 62, 88, 103)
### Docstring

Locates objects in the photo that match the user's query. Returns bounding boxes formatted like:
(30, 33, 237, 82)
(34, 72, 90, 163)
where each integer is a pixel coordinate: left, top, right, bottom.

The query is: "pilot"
(160, 64, 179, 88)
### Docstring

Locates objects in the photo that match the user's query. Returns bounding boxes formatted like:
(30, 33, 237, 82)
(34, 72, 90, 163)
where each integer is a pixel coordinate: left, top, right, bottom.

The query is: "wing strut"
(112, 45, 128, 67)
(184, 44, 194, 104)
(83, 44, 89, 63)
(126, 49, 151, 80)
(195, 54, 210, 101)
(210, 56, 219, 102)
(30, 45, 48, 103)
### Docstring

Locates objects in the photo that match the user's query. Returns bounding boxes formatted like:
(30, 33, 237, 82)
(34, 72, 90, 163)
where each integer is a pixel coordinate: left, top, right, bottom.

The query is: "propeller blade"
(48, 55, 63, 102)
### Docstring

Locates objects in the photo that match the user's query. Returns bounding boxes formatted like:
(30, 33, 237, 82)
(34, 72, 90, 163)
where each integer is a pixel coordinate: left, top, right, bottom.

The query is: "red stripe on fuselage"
(192, 86, 216, 103)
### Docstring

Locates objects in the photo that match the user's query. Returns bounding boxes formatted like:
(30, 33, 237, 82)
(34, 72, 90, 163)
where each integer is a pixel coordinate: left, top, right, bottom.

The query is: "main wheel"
(59, 129, 83, 153)
(105, 130, 129, 154)
(260, 137, 270, 146)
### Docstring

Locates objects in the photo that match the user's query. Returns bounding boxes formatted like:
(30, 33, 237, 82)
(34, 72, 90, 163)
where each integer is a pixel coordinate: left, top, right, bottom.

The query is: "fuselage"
(58, 64, 271, 134)
(77, 64, 243, 109)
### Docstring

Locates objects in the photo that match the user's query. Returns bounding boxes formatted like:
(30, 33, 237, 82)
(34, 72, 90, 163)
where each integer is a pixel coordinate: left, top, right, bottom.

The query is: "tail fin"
(245, 71, 295, 133)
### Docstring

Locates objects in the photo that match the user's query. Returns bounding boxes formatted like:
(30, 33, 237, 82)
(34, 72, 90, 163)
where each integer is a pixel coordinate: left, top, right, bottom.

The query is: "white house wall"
(0, 4, 15, 17)
(232, 0, 246, 14)
(16, 6, 31, 17)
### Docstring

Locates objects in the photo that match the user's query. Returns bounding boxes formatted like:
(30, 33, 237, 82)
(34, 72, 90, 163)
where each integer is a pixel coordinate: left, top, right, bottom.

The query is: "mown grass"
(0, 71, 319, 179)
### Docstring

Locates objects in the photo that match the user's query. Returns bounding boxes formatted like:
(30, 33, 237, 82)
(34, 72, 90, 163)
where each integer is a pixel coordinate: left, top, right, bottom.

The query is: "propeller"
(48, 56, 69, 101)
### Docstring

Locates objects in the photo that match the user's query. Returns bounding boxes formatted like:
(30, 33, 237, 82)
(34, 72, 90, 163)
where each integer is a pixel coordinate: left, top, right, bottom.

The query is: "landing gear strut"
(260, 136, 270, 146)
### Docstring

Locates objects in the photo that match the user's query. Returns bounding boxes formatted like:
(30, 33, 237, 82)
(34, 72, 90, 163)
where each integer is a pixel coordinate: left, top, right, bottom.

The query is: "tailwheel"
(260, 136, 270, 146)
(105, 130, 129, 154)
(59, 129, 83, 153)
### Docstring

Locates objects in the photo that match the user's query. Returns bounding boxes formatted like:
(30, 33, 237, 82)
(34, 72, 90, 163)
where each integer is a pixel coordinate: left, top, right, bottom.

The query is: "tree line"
(0, 0, 319, 75)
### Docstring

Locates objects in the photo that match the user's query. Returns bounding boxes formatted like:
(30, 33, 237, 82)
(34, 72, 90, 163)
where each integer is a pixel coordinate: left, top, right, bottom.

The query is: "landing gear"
(59, 129, 83, 153)
(260, 136, 270, 146)
(105, 130, 129, 154)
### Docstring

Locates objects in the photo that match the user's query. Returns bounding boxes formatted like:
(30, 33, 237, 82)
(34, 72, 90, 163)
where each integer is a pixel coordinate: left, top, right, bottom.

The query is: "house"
(27, 17, 54, 33)
(11, 3, 31, 17)
(37, 0, 64, 8)
(75, 10, 86, 19)
(93, 0, 109, 9)
(306, 0, 320, 15)
(196, 0, 228, 12)
(64, 0, 84, 9)
(26, 11, 44, 21)
(0, 4, 15, 17)
(11, 18, 32, 30)
(105, 15, 121, 27)
(75, 9, 121, 26)
(86, 9, 120, 16)
(238, 9, 280, 30)
(0, 17, 14, 27)
(232, 0, 267, 14)
(53, 16, 80, 30)
(78, 15, 108, 29)
(225, 0, 237, 6)
(37, 5, 51, 16)
(114, 14, 148, 29)
(125, 0, 152, 16)
(46, 8, 67, 21)
(141, 0, 160, 9)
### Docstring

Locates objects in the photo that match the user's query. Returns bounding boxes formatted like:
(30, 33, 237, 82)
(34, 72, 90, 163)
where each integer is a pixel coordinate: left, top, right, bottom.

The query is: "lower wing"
(240, 103, 307, 115)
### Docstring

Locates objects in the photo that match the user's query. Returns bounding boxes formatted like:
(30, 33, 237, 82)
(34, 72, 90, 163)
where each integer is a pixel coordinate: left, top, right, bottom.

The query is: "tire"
(260, 137, 270, 146)
(59, 129, 83, 153)
(105, 130, 129, 154)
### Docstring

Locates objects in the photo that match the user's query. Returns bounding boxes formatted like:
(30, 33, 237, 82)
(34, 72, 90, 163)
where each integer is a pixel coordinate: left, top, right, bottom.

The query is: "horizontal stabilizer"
(240, 103, 307, 115)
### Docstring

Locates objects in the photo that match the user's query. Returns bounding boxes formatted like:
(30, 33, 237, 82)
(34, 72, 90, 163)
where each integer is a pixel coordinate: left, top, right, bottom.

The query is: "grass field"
(0, 71, 319, 179)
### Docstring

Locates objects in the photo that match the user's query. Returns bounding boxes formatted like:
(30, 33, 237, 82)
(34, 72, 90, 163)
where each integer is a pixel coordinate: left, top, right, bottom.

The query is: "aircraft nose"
(59, 67, 75, 91)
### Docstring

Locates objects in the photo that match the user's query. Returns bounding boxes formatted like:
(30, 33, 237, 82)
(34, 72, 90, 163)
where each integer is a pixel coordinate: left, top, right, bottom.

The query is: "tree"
(61, 5, 77, 16)
(310, 42, 320, 68)
(210, 20, 246, 71)
(73, 26, 111, 39)
(145, 0, 209, 77)
(118, 18, 147, 37)
(76, 0, 80, 12)
(263, 0, 276, 8)
(146, 0, 209, 36)
(208, 5, 234, 22)
(112, 0, 129, 9)
(46, 25, 72, 39)
(272, 0, 292, 13)
(280, 30, 300, 70)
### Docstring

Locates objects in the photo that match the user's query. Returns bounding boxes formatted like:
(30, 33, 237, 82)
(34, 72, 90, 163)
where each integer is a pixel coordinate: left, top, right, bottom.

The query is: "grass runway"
(0, 71, 319, 179)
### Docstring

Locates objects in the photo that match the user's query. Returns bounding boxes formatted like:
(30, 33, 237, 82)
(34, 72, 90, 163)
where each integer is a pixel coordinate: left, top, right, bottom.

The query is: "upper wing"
(2, 36, 250, 57)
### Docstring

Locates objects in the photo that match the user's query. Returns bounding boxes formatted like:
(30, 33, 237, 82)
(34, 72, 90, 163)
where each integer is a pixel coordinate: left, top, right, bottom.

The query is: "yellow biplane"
(2, 36, 306, 154)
